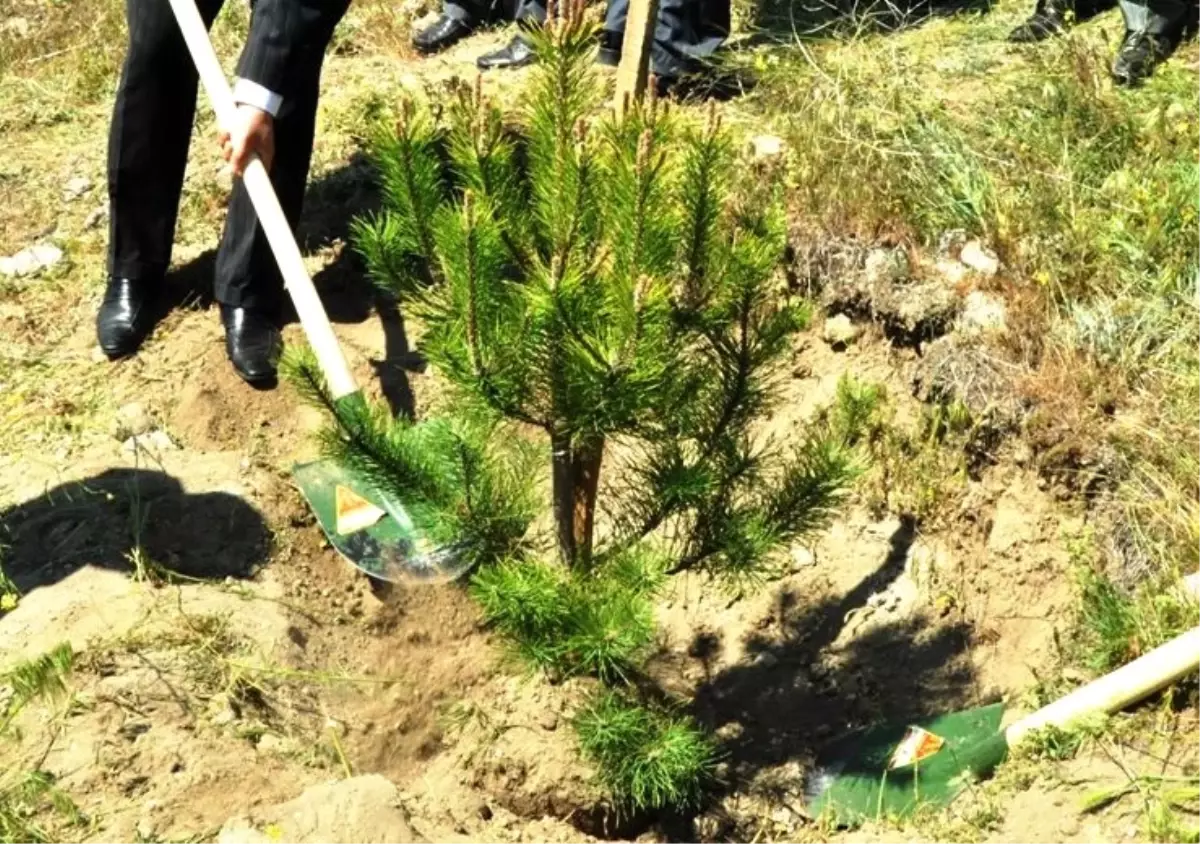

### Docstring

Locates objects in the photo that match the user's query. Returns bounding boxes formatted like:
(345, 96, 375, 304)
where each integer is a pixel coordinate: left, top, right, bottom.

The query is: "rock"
(822, 314, 860, 348)
(122, 429, 178, 455)
(959, 240, 1000, 276)
(63, 176, 93, 202)
(862, 247, 909, 286)
(113, 402, 154, 439)
(934, 257, 969, 286)
(749, 134, 785, 161)
(256, 733, 288, 754)
(1180, 573, 1200, 600)
(0, 243, 64, 278)
(752, 651, 779, 669)
(3, 17, 30, 38)
(84, 206, 108, 230)
(136, 818, 156, 841)
(959, 290, 1007, 335)
(789, 545, 816, 571)
(538, 710, 559, 732)
(212, 707, 238, 727)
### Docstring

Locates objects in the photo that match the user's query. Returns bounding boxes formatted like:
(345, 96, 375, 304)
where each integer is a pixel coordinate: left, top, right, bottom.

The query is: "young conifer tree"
(287, 1, 859, 810)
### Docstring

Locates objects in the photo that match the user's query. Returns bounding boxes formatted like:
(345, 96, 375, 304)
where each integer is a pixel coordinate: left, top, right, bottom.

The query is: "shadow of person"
(0, 468, 271, 593)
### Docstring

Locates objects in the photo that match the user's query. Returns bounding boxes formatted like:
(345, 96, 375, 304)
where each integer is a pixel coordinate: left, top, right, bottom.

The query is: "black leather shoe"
(220, 304, 281, 388)
(96, 276, 156, 359)
(1008, 1, 1071, 42)
(476, 35, 535, 71)
(412, 14, 473, 54)
(1111, 30, 1169, 86)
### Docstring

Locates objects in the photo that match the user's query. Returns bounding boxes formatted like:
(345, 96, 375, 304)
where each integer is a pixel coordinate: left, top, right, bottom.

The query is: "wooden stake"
(613, 0, 659, 112)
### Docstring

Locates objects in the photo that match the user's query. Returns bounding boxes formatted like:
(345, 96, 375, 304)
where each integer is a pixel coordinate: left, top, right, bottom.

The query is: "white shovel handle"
(164, 0, 358, 400)
(1007, 581, 1200, 745)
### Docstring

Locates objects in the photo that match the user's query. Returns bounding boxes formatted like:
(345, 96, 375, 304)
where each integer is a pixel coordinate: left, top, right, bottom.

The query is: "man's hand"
(219, 104, 275, 177)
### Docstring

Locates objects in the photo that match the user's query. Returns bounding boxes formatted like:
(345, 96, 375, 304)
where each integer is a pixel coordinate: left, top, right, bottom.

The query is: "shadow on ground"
(0, 468, 271, 591)
(666, 516, 984, 833)
(163, 151, 419, 418)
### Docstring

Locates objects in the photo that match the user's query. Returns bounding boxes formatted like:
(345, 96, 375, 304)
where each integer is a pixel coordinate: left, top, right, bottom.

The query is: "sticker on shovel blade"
(888, 726, 946, 769)
(335, 484, 386, 535)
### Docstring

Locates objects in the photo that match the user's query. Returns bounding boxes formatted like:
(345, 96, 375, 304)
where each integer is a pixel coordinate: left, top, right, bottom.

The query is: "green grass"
(0, 643, 84, 844)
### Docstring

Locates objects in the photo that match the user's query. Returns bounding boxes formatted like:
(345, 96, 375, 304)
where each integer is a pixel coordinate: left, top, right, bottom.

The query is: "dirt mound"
(170, 343, 322, 456)
(220, 775, 422, 844)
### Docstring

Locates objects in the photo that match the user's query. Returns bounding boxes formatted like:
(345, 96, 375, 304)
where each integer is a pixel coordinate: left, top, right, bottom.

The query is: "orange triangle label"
(335, 484, 386, 536)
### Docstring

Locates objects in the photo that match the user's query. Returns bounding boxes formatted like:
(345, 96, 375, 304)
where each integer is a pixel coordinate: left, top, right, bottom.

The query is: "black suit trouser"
(107, 0, 347, 312)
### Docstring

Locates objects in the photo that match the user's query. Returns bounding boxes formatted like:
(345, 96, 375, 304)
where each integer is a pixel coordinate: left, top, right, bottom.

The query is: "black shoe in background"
(1111, 30, 1170, 86)
(412, 14, 473, 54)
(1008, 0, 1072, 42)
(476, 34, 535, 70)
(220, 304, 281, 388)
(96, 276, 157, 359)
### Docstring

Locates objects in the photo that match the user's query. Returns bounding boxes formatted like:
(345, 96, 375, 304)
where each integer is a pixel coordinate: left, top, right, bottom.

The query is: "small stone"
(256, 733, 287, 754)
(753, 651, 779, 669)
(959, 291, 1007, 335)
(863, 247, 909, 286)
(324, 717, 348, 736)
(84, 206, 108, 230)
(113, 402, 153, 439)
(1180, 571, 1200, 597)
(136, 819, 155, 840)
(749, 134, 785, 161)
(959, 240, 1000, 276)
(122, 429, 177, 455)
(3, 17, 30, 38)
(538, 710, 559, 732)
(789, 545, 815, 570)
(212, 708, 237, 727)
(822, 314, 861, 348)
(0, 243, 64, 278)
(934, 257, 969, 285)
(63, 176, 93, 202)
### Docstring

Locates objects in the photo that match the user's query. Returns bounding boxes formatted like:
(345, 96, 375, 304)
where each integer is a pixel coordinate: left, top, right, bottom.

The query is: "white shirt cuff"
(232, 78, 283, 117)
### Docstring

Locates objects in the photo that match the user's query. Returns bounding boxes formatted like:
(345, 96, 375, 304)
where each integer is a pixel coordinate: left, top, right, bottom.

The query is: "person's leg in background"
(413, 0, 501, 55)
(100, 0, 225, 358)
(1112, 0, 1189, 85)
(475, 0, 546, 70)
(213, 0, 350, 386)
(600, 0, 730, 87)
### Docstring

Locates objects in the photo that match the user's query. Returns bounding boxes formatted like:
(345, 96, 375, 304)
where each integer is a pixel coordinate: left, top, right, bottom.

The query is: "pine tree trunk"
(570, 435, 604, 567)
(550, 432, 605, 567)
(551, 430, 577, 565)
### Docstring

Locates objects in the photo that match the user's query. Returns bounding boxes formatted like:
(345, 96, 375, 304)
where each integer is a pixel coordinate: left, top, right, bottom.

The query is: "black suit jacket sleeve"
(237, 0, 350, 97)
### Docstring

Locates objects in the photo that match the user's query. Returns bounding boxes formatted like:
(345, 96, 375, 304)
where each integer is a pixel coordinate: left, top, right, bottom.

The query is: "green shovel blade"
(293, 458, 471, 584)
(806, 702, 1009, 826)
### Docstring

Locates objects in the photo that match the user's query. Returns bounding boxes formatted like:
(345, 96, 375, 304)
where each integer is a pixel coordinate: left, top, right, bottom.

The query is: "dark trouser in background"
(603, 0, 730, 78)
(1117, 0, 1189, 35)
(443, 0, 545, 28)
(107, 0, 346, 314)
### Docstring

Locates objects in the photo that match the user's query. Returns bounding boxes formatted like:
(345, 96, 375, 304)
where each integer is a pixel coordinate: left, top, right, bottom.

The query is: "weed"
(1074, 564, 1198, 674)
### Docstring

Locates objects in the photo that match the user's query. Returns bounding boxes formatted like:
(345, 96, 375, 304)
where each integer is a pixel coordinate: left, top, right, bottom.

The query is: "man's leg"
(213, 0, 349, 385)
(1112, 0, 1189, 84)
(100, 0, 224, 357)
